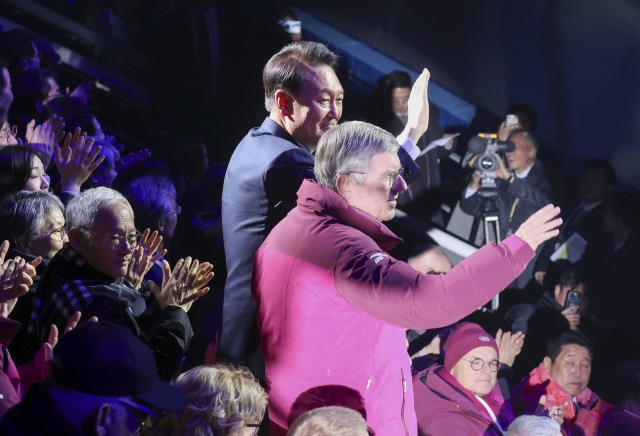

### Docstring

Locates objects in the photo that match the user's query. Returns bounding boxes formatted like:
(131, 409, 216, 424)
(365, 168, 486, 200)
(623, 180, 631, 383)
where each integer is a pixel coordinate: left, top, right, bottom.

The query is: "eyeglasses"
(348, 167, 408, 189)
(40, 226, 67, 242)
(83, 228, 142, 251)
(245, 423, 260, 436)
(461, 358, 501, 372)
(168, 205, 181, 217)
(0, 125, 17, 141)
(116, 398, 164, 434)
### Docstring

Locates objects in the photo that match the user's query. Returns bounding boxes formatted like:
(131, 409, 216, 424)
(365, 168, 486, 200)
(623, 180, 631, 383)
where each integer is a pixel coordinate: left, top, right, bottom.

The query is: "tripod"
(469, 175, 501, 310)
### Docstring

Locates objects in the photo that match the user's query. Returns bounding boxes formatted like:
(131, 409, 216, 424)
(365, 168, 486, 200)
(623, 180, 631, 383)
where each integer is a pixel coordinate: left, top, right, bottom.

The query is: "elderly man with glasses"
(253, 121, 563, 435)
(27, 187, 213, 381)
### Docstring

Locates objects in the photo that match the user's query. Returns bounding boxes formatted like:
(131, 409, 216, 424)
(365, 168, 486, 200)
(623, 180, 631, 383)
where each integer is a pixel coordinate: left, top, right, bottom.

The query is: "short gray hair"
(505, 415, 561, 436)
(0, 190, 65, 248)
(288, 406, 369, 436)
(315, 121, 400, 191)
(66, 187, 132, 229)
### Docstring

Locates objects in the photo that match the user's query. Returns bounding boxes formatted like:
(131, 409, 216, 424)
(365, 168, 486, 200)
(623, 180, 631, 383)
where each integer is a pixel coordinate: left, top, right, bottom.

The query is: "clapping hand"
(149, 257, 214, 313)
(495, 329, 525, 367)
(54, 127, 105, 194)
(124, 229, 167, 290)
(22, 121, 56, 169)
(0, 240, 41, 307)
(68, 82, 93, 105)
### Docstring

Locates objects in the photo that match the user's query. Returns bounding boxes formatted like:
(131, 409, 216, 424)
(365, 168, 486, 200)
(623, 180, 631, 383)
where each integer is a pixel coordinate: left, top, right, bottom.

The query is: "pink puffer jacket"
(253, 180, 534, 435)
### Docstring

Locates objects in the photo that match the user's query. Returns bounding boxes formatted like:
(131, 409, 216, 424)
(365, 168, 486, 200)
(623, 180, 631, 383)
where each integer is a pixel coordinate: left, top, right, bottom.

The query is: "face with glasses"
(450, 346, 500, 396)
(0, 122, 18, 146)
(19, 207, 67, 261)
(70, 203, 138, 278)
(339, 152, 407, 222)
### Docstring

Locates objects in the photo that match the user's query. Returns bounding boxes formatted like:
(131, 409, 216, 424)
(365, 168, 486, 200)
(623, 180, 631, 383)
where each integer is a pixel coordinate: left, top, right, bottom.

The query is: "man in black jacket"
(0, 322, 189, 436)
(219, 41, 432, 377)
(27, 187, 213, 381)
(461, 130, 553, 288)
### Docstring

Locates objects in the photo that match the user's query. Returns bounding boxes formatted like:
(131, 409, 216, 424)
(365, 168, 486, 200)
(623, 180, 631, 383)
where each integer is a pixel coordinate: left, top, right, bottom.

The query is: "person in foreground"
(174, 364, 268, 436)
(505, 415, 562, 436)
(252, 121, 562, 435)
(287, 406, 369, 436)
(413, 322, 517, 435)
(512, 330, 617, 435)
(0, 321, 189, 435)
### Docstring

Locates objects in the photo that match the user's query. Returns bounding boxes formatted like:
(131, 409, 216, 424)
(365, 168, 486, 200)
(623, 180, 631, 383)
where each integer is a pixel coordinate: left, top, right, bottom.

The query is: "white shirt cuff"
(396, 136, 420, 160)
(465, 186, 478, 198)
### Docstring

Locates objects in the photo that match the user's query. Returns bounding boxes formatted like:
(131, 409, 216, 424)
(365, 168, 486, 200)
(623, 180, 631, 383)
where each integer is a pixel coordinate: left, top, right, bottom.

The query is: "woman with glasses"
(0, 190, 66, 364)
(174, 365, 267, 436)
(413, 322, 515, 436)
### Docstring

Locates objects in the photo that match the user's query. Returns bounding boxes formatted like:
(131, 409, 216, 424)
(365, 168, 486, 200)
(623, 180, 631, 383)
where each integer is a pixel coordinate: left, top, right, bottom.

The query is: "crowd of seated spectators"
(0, 7, 639, 436)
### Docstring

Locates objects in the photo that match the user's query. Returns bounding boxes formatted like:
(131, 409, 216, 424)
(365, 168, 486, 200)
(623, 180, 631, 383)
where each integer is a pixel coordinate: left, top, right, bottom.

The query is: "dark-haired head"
(263, 41, 339, 112)
(0, 30, 39, 76)
(168, 137, 210, 196)
(0, 146, 48, 198)
(605, 190, 640, 231)
(543, 331, 593, 397)
(546, 330, 594, 363)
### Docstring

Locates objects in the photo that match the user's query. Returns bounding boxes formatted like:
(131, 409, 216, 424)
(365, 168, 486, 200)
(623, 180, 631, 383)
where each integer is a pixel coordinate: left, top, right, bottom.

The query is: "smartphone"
(564, 290, 582, 314)
(506, 114, 519, 126)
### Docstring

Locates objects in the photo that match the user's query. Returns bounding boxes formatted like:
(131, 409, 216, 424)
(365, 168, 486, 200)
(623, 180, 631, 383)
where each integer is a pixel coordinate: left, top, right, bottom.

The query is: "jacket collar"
(259, 117, 307, 150)
(296, 179, 404, 252)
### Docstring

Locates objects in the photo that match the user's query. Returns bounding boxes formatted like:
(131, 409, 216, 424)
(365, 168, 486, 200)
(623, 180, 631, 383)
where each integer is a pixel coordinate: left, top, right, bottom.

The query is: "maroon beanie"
(443, 322, 499, 371)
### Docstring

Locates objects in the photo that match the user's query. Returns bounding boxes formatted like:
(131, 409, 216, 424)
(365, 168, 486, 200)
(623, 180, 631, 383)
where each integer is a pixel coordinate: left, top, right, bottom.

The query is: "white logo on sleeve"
(479, 336, 491, 342)
(370, 253, 388, 264)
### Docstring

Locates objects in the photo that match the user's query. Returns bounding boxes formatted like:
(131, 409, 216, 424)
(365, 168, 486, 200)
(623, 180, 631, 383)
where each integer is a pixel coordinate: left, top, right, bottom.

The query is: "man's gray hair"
(315, 121, 400, 191)
(288, 406, 369, 436)
(505, 415, 561, 436)
(0, 190, 64, 248)
(66, 187, 133, 229)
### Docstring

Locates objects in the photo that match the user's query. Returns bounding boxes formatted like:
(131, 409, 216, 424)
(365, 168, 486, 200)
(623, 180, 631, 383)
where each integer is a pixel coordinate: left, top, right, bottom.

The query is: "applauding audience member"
(0, 146, 49, 197)
(29, 187, 213, 380)
(0, 191, 66, 364)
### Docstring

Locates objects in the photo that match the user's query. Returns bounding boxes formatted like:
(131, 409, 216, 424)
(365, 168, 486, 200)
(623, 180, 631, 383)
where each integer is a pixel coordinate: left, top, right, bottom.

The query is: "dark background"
(291, 0, 640, 190)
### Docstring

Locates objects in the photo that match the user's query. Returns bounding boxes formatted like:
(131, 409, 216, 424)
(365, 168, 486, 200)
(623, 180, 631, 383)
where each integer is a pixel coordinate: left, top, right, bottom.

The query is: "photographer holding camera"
(461, 129, 553, 288)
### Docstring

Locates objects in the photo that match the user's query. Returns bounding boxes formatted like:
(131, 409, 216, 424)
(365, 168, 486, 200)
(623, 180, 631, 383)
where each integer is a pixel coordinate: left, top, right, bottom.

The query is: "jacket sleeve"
(459, 186, 481, 217)
(398, 146, 422, 186)
(334, 235, 535, 329)
(146, 305, 194, 382)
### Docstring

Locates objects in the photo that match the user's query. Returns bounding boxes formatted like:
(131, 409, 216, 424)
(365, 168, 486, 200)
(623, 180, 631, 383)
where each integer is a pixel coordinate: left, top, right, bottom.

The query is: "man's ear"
(21, 60, 30, 72)
(93, 403, 112, 436)
(68, 227, 84, 252)
(274, 90, 293, 118)
(543, 356, 552, 372)
(157, 218, 165, 233)
(17, 233, 32, 253)
(36, 101, 45, 114)
(335, 174, 353, 202)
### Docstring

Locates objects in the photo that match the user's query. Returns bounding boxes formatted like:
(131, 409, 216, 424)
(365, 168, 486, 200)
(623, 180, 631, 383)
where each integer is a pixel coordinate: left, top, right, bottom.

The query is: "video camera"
(467, 133, 516, 211)
(468, 134, 515, 173)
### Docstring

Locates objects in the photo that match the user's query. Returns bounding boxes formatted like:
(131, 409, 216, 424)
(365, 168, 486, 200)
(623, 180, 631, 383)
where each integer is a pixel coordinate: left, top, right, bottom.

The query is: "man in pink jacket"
(253, 121, 562, 435)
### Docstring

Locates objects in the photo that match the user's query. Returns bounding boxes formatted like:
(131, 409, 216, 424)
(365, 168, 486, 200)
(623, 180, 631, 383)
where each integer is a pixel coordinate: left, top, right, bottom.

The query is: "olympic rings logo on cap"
(479, 336, 491, 342)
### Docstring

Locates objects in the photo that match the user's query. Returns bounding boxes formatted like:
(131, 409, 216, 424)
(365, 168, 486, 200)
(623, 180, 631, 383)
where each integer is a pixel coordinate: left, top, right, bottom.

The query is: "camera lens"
(480, 156, 494, 170)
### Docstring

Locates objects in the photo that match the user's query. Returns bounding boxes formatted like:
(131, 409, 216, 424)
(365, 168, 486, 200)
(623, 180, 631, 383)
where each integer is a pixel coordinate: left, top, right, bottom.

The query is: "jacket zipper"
(401, 368, 409, 436)
(125, 307, 142, 336)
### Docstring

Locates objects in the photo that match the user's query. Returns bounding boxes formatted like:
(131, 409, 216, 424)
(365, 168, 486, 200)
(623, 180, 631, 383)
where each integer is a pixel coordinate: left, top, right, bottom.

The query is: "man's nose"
(392, 174, 408, 193)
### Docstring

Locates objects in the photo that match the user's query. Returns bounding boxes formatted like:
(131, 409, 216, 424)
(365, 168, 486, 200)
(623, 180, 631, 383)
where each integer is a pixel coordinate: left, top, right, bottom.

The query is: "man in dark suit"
(218, 42, 431, 377)
(534, 158, 616, 283)
(460, 130, 553, 288)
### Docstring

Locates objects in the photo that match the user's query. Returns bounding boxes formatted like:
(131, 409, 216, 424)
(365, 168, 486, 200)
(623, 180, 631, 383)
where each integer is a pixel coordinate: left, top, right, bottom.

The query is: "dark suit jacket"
(218, 117, 421, 376)
(536, 202, 607, 273)
(460, 160, 553, 287)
